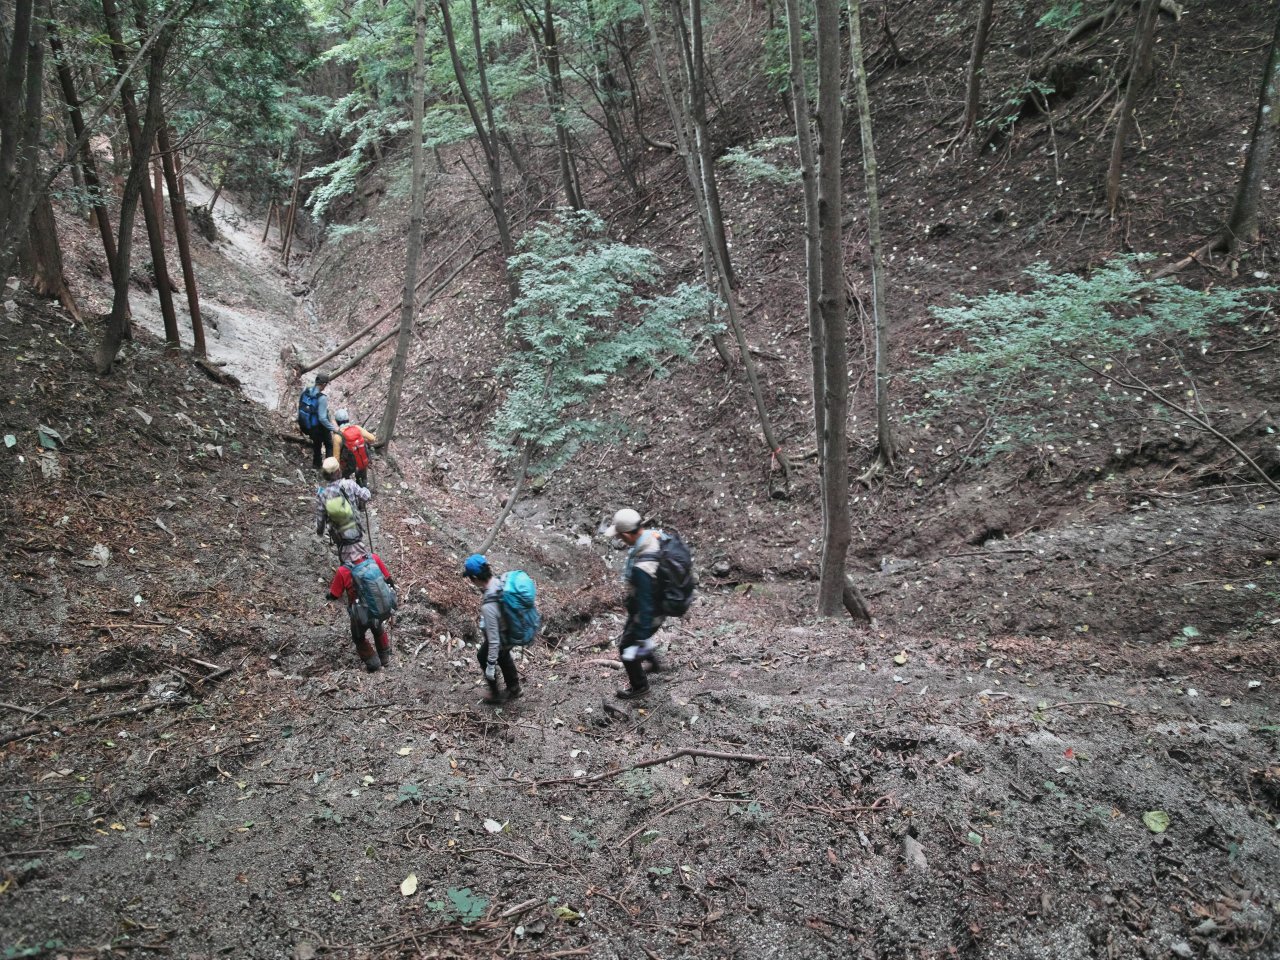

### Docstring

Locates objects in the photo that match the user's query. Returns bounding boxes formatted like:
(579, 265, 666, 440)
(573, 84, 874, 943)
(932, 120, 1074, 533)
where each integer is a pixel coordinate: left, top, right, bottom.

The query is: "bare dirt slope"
(1, 287, 1277, 959)
(4, 0, 1280, 956)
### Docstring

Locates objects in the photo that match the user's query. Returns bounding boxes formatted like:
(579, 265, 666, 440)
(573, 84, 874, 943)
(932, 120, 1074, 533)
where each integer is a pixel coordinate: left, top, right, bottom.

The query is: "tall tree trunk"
(439, 0, 517, 301)
(281, 151, 303, 264)
(380, 0, 428, 446)
(645, 0, 792, 483)
(1225, 7, 1280, 253)
(961, 0, 995, 141)
(783, 0, 824, 462)
(96, 15, 174, 373)
(0, 0, 49, 286)
(814, 0, 850, 615)
(1106, 0, 1160, 217)
(848, 0, 894, 469)
(27, 192, 81, 319)
(49, 22, 118, 277)
(540, 0, 584, 209)
(103, 0, 181, 353)
(157, 121, 206, 357)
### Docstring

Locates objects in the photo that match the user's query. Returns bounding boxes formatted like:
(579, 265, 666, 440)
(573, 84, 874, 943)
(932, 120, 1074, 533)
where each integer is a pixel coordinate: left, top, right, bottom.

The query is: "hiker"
(315, 457, 371, 556)
(462, 553, 535, 705)
(297, 371, 339, 470)
(328, 549, 397, 672)
(333, 409, 378, 488)
(605, 508, 695, 700)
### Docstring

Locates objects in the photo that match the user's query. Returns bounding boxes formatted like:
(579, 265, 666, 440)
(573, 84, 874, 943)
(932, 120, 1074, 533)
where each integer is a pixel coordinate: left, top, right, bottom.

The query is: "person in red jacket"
(333, 409, 378, 488)
(327, 551, 396, 672)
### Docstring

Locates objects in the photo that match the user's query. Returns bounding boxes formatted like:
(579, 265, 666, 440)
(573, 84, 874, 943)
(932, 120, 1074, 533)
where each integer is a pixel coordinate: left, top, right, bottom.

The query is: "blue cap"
(463, 554, 488, 578)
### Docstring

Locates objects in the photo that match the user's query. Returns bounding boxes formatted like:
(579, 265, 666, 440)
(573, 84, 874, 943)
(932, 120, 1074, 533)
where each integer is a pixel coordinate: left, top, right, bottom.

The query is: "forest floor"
(1, 257, 1278, 959)
(4, 1, 1280, 956)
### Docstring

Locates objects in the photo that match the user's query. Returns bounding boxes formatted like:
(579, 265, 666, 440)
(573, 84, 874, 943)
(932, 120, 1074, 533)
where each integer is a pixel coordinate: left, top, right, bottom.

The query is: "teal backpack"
(499, 571, 540, 646)
(347, 556, 395, 622)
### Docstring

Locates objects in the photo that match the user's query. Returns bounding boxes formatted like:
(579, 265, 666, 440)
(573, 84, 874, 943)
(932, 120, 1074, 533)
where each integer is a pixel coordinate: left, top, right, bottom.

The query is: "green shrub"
(918, 256, 1272, 454)
(491, 209, 718, 475)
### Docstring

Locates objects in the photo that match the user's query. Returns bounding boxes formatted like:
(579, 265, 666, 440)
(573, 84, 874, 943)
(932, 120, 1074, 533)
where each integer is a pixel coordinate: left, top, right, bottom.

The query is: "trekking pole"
(363, 502, 375, 554)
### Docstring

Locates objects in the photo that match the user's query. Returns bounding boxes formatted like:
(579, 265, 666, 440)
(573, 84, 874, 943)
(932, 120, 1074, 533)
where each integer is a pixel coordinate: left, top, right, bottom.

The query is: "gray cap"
(315, 371, 332, 385)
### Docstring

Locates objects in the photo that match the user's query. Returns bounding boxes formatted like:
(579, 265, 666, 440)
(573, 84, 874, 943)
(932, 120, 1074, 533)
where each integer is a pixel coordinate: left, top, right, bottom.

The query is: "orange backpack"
(341, 425, 370, 470)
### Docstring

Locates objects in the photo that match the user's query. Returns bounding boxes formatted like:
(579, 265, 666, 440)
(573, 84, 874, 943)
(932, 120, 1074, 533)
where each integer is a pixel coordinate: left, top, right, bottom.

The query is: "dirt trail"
(125, 176, 319, 410)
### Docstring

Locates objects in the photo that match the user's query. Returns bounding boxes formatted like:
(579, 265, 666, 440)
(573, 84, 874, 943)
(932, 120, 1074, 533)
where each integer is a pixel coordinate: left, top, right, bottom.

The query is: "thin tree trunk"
(477, 442, 533, 554)
(262, 201, 276, 243)
(439, 0, 517, 301)
(848, 0, 894, 469)
(0, 0, 49, 286)
(814, 0, 850, 615)
(646, 0, 792, 483)
(783, 0, 824, 463)
(103, 0, 181, 353)
(96, 11, 174, 374)
(1106, 0, 1160, 217)
(380, 0, 428, 446)
(534, 0, 583, 209)
(282, 151, 303, 264)
(152, 154, 165, 247)
(1225, 6, 1280, 253)
(49, 22, 117, 277)
(27, 192, 81, 319)
(961, 0, 995, 140)
(157, 121, 206, 357)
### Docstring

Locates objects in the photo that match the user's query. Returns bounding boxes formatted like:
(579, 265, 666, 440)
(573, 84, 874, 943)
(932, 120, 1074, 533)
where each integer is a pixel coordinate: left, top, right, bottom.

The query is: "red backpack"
(341, 425, 370, 470)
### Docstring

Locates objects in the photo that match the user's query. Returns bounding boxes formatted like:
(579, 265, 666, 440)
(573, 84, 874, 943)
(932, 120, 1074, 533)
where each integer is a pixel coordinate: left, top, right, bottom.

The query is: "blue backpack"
(298, 387, 320, 432)
(347, 556, 395, 622)
(500, 571, 540, 646)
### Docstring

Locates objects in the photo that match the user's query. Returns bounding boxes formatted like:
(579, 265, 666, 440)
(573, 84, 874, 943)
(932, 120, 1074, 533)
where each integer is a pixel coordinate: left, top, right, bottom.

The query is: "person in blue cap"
(462, 553, 523, 705)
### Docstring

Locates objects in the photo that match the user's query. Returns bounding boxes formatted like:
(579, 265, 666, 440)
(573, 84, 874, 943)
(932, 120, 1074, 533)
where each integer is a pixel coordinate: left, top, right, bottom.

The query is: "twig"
(537, 747, 779, 787)
(0, 699, 193, 748)
(0, 701, 42, 717)
(620, 795, 738, 847)
(1043, 700, 1134, 714)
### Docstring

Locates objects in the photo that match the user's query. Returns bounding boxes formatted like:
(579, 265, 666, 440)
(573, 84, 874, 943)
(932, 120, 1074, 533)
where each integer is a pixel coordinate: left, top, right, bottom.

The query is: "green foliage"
(1036, 1, 1083, 31)
(426, 887, 489, 923)
(491, 209, 718, 475)
(980, 79, 1055, 136)
(919, 257, 1272, 454)
(719, 137, 798, 186)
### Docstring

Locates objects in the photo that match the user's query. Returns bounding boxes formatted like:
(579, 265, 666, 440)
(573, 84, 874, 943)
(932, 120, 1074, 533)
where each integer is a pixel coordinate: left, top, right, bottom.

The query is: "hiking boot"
(481, 682, 506, 705)
(643, 654, 664, 674)
(364, 656, 382, 673)
(615, 685, 649, 700)
(505, 685, 523, 701)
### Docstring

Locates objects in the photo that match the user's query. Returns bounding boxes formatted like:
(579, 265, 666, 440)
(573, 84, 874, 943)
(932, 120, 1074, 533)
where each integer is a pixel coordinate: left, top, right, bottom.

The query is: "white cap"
(605, 508, 642, 537)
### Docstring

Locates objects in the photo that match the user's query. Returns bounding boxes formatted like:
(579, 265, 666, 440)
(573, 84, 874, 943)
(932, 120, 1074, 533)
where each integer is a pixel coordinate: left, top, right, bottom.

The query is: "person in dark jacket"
(606, 508, 665, 699)
(463, 553, 523, 705)
(299, 371, 340, 469)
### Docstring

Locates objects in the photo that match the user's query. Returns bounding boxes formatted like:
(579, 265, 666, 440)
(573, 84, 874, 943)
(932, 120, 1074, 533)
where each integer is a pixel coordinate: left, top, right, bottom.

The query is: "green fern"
(491, 209, 719, 475)
(919, 256, 1273, 454)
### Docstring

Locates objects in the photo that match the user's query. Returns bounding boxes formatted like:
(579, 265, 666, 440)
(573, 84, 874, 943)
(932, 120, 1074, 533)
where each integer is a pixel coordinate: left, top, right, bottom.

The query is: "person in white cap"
(606, 507, 665, 699)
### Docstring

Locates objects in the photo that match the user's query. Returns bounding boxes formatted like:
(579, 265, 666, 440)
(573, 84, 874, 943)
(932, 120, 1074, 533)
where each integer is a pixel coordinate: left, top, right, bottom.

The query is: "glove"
(484, 664, 497, 682)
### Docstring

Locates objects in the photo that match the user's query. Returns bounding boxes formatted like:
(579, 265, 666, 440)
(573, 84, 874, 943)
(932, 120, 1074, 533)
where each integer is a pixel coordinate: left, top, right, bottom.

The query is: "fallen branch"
(536, 747, 778, 787)
(0, 699, 193, 748)
(1076, 359, 1280, 495)
(1043, 699, 1134, 713)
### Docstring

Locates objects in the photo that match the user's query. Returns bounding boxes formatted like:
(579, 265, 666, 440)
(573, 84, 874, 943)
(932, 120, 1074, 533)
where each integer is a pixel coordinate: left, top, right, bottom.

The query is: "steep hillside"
(3, 0, 1280, 957)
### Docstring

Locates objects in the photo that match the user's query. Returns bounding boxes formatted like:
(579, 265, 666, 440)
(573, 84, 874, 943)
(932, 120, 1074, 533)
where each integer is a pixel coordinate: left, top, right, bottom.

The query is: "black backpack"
(653, 530, 696, 617)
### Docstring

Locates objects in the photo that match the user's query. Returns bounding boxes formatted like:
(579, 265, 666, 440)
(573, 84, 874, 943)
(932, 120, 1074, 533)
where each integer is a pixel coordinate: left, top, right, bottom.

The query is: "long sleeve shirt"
(623, 529, 663, 644)
(315, 477, 372, 535)
(479, 577, 505, 667)
(315, 392, 339, 435)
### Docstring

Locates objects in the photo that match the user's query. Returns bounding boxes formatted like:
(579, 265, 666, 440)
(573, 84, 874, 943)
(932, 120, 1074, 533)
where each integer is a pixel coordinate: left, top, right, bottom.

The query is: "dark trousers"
(618, 618, 658, 691)
(310, 426, 334, 468)
(476, 643, 519, 690)
(350, 606, 391, 664)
